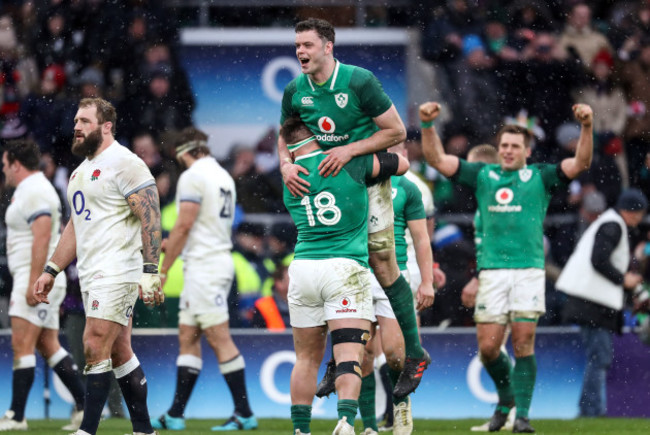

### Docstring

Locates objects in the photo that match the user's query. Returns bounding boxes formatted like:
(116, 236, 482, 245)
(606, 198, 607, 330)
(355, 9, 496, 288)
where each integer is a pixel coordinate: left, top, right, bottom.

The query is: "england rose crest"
(91, 169, 101, 181)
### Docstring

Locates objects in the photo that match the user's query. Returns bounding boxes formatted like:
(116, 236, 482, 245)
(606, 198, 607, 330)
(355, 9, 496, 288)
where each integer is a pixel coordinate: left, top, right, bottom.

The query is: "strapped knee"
(331, 328, 370, 346)
(335, 360, 362, 379)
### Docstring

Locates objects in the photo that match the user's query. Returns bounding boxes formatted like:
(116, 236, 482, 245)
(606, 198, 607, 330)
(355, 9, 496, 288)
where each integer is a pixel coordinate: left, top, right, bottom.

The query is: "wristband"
(281, 157, 293, 166)
(421, 120, 434, 128)
(44, 261, 61, 278)
(143, 263, 159, 274)
(433, 262, 440, 269)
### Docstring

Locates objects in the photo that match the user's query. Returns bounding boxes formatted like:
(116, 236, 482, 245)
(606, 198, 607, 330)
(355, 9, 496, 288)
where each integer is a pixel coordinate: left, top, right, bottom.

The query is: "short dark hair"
(295, 18, 335, 44)
(79, 97, 117, 134)
(496, 124, 532, 148)
(280, 117, 313, 145)
(4, 139, 41, 170)
(176, 126, 210, 158)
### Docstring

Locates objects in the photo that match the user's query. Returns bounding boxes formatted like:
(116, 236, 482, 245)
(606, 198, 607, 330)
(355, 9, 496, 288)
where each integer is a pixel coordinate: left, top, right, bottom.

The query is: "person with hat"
(557, 188, 648, 417)
(151, 126, 257, 432)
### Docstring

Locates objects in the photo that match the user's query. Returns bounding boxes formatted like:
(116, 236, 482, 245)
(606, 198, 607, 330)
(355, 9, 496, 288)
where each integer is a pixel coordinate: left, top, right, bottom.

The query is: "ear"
(526, 146, 532, 158)
(324, 40, 333, 55)
(103, 122, 113, 134)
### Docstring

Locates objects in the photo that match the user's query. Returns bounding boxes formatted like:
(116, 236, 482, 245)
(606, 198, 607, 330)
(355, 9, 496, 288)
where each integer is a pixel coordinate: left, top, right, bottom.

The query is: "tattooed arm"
(128, 184, 162, 266)
(128, 184, 163, 306)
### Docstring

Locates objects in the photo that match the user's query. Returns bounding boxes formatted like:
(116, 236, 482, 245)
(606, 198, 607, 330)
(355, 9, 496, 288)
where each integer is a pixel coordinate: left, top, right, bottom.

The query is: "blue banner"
(1, 328, 620, 420)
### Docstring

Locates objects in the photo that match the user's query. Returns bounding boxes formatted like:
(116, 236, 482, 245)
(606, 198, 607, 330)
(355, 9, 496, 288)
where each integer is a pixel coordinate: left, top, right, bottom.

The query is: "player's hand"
(419, 102, 441, 123)
(319, 145, 354, 177)
(26, 284, 40, 307)
(461, 277, 479, 308)
(573, 103, 593, 127)
(161, 238, 168, 254)
(623, 272, 643, 290)
(416, 282, 435, 311)
(33, 273, 55, 305)
(281, 161, 310, 197)
(139, 272, 164, 307)
(433, 266, 446, 289)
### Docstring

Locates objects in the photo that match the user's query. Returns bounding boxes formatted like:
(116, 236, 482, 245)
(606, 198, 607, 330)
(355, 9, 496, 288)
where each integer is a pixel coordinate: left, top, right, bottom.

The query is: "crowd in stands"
(0, 0, 649, 331)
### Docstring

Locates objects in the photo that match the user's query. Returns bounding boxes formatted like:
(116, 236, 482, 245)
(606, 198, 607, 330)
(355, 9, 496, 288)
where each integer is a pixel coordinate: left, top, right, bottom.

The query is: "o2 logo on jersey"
(495, 188, 514, 204)
(318, 116, 336, 133)
(72, 191, 92, 221)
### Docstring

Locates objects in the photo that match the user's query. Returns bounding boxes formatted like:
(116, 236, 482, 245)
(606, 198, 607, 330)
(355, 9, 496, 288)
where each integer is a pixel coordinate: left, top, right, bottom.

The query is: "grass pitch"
(7, 417, 650, 434)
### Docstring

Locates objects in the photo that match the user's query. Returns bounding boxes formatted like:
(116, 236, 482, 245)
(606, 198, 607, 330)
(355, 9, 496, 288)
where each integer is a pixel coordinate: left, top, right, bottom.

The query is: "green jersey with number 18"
(280, 60, 393, 150)
(453, 160, 567, 270)
(283, 152, 374, 267)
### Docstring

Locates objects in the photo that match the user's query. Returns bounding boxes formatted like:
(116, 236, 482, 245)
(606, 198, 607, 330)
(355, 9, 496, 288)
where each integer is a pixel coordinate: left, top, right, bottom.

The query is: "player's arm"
(370, 151, 410, 179)
(278, 130, 311, 197)
(26, 215, 52, 306)
(160, 201, 200, 286)
(408, 218, 436, 311)
(128, 184, 164, 306)
(34, 219, 77, 304)
(560, 104, 594, 179)
(319, 105, 406, 177)
(419, 102, 459, 177)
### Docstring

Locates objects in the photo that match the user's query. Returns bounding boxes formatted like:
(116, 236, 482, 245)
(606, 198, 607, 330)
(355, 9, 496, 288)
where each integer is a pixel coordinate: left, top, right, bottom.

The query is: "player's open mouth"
(299, 58, 309, 65)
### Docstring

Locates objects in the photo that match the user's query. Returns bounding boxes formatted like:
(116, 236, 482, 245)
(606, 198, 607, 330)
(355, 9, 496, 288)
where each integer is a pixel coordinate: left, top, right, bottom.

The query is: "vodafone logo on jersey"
(495, 188, 513, 204)
(318, 116, 336, 133)
(489, 187, 522, 212)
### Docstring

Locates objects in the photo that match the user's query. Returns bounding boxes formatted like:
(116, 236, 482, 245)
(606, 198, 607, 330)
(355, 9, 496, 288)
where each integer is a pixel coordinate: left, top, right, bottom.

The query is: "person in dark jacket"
(557, 188, 647, 417)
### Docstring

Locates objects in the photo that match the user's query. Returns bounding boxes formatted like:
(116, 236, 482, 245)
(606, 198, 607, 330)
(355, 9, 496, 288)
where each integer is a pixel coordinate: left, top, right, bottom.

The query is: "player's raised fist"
(572, 103, 593, 126)
(419, 102, 441, 122)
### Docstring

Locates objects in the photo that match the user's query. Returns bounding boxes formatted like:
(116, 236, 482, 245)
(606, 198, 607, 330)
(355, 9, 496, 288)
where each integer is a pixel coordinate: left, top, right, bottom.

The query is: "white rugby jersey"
(404, 170, 434, 267)
(176, 156, 235, 262)
(67, 142, 155, 287)
(6, 172, 62, 273)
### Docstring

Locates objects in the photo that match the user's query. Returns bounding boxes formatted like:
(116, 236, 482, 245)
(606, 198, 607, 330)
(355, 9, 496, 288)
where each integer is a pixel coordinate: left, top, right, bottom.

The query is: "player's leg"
(474, 269, 513, 432)
(377, 316, 411, 435)
(36, 328, 85, 430)
(204, 320, 257, 431)
(78, 315, 122, 435)
(111, 317, 156, 435)
(290, 325, 328, 435)
(508, 268, 546, 433)
(366, 180, 428, 397)
(0, 316, 40, 430)
(329, 318, 371, 435)
(152, 322, 202, 430)
(359, 323, 378, 434)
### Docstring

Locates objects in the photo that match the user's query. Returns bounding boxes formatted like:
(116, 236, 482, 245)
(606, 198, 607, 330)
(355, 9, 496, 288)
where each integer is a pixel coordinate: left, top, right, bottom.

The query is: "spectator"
(558, 2, 613, 69)
(251, 264, 290, 330)
(572, 48, 629, 187)
(617, 35, 650, 185)
(557, 188, 647, 417)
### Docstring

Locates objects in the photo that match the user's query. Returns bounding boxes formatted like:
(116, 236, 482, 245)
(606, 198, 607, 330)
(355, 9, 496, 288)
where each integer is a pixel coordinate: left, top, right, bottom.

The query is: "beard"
(71, 127, 102, 158)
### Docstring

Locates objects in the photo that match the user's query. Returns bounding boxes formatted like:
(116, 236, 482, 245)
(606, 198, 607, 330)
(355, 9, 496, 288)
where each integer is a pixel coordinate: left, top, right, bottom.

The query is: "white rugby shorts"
(9, 270, 66, 329)
(474, 268, 546, 324)
(178, 255, 234, 329)
(82, 283, 139, 326)
(288, 258, 373, 328)
(367, 179, 395, 234)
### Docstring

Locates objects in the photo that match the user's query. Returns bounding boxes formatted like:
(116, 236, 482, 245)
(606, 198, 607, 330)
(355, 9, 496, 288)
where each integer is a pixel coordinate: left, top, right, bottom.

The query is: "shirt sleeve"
(351, 68, 393, 119)
(21, 186, 54, 225)
(177, 171, 203, 204)
(450, 159, 484, 190)
(591, 222, 624, 285)
(402, 178, 426, 221)
(116, 155, 155, 198)
(538, 163, 569, 193)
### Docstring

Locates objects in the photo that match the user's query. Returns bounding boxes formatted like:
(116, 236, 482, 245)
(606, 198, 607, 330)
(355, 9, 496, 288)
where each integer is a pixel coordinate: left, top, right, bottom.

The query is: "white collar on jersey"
(295, 150, 323, 161)
(307, 60, 340, 91)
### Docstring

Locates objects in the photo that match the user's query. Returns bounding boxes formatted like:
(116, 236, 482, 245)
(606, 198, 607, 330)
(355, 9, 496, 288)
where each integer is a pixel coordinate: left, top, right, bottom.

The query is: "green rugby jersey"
(280, 60, 393, 150)
(391, 175, 426, 270)
(284, 151, 374, 267)
(453, 160, 567, 269)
